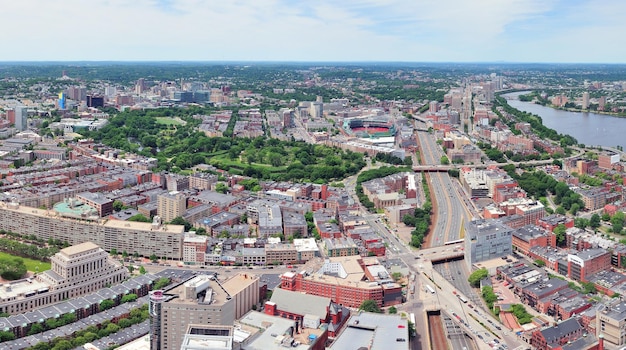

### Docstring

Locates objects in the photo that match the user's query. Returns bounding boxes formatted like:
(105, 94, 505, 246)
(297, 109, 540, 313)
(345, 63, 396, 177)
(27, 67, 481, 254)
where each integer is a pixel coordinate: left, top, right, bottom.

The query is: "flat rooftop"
(330, 312, 409, 350)
(60, 241, 100, 257)
(237, 311, 325, 350)
(221, 273, 258, 296)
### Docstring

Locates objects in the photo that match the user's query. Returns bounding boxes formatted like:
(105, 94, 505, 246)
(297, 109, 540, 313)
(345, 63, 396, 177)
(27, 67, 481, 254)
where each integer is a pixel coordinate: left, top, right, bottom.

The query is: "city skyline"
(2, 0, 626, 63)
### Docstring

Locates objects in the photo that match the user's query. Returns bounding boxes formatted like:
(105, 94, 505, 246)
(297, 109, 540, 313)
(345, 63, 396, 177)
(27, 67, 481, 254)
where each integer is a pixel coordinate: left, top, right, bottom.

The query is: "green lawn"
(155, 117, 186, 126)
(0, 252, 50, 273)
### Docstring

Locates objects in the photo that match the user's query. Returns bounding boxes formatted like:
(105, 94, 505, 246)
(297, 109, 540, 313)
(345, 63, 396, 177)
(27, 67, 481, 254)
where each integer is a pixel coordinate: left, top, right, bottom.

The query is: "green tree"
(388, 306, 397, 314)
(534, 259, 546, 267)
(170, 216, 192, 231)
(139, 266, 147, 274)
(52, 340, 73, 350)
(153, 277, 171, 290)
(215, 183, 228, 194)
(100, 299, 115, 311)
(112, 200, 125, 212)
(590, 214, 601, 229)
(0, 257, 27, 280)
(553, 224, 567, 247)
(391, 272, 403, 282)
(150, 253, 158, 263)
(359, 299, 382, 313)
(121, 293, 138, 303)
(440, 156, 450, 165)
(128, 214, 151, 222)
(467, 268, 488, 287)
(27, 322, 45, 336)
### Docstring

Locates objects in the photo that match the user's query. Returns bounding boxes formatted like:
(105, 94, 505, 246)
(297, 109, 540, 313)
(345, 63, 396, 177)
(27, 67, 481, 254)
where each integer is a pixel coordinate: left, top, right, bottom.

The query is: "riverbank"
(503, 92, 626, 151)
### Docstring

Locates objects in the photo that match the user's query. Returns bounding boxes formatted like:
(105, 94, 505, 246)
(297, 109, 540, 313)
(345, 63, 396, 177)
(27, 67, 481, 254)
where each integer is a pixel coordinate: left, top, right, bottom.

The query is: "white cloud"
(0, 0, 624, 62)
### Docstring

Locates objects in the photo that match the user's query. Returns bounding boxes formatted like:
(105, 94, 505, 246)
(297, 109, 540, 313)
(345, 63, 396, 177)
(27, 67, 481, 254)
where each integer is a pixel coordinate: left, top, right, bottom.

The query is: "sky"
(2, 0, 625, 63)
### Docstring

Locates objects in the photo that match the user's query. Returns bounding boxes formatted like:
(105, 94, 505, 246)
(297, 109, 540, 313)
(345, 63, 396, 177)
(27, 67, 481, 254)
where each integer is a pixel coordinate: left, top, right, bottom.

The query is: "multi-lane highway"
(416, 126, 473, 246)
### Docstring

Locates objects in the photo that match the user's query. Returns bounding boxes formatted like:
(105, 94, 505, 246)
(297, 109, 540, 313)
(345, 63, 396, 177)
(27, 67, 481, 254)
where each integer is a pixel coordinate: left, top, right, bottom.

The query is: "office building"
(0, 242, 128, 315)
(14, 106, 27, 131)
(567, 248, 612, 282)
(465, 219, 513, 269)
(279, 256, 402, 308)
(150, 273, 259, 350)
(86, 95, 104, 108)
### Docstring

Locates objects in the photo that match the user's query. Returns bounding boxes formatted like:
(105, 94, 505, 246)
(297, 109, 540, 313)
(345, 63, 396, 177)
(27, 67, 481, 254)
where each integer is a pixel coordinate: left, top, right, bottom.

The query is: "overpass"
(418, 246, 465, 264)
(413, 159, 556, 173)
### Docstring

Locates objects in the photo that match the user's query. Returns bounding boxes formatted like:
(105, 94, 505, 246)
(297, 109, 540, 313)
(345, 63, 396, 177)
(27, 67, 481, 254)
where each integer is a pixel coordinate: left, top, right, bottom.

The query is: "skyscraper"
(582, 92, 590, 110)
(58, 92, 66, 110)
(14, 106, 27, 131)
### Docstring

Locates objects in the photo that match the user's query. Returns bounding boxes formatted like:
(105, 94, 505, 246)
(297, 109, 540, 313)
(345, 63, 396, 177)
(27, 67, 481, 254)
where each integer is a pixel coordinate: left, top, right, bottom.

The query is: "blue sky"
(1, 0, 625, 63)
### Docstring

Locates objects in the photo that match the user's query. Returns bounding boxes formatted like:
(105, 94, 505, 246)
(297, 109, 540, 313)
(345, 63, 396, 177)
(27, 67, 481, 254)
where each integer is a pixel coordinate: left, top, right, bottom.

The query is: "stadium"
(342, 116, 397, 138)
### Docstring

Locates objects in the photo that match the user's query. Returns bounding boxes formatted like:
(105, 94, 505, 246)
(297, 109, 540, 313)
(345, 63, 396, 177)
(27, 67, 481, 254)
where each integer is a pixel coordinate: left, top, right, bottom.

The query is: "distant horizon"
(3, 1, 626, 63)
(1, 60, 625, 66)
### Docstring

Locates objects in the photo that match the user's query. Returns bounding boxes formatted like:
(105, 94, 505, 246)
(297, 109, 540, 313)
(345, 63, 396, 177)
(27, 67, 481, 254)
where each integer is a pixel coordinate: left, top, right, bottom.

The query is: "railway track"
(427, 311, 448, 350)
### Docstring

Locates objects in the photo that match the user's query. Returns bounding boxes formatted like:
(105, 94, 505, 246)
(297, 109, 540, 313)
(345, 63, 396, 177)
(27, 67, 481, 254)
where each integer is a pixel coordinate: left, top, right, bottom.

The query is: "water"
(502, 91, 626, 150)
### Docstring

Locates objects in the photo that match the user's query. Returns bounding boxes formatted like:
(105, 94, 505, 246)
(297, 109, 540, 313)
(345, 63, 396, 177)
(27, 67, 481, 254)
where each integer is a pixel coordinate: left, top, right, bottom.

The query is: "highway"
(416, 126, 474, 246)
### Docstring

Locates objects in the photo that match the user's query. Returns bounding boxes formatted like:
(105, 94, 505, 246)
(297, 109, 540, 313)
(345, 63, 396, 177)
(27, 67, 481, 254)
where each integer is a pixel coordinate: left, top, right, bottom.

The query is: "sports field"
(155, 117, 186, 126)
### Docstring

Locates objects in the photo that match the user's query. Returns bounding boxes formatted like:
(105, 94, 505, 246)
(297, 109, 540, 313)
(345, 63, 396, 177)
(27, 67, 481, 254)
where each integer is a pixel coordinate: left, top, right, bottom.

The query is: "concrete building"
(329, 312, 409, 350)
(150, 273, 259, 350)
(324, 237, 360, 257)
(236, 311, 327, 350)
(76, 192, 114, 217)
(0, 242, 128, 315)
(157, 191, 187, 222)
(0, 202, 184, 259)
(465, 219, 513, 269)
(597, 301, 626, 348)
(179, 324, 234, 350)
(14, 106, 27, 131)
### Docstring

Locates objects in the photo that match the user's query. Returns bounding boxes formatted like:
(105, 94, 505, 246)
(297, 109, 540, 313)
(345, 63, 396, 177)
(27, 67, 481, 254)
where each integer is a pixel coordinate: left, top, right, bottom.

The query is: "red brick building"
(512, 225, 554, 256)
(537, 214, 574, 233)
(567, 249, 612, 282)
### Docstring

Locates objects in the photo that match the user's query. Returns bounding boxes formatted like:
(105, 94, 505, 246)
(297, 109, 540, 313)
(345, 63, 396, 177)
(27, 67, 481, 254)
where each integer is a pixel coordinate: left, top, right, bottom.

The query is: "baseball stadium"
(342, 116, 397, 138)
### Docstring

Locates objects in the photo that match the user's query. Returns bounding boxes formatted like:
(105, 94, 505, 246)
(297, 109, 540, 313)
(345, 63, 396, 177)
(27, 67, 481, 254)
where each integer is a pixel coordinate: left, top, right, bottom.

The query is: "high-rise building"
(14, 106, 27, 131)
(104, 86, 117, 98)
(150, 273, 259, 350)
(135, 78, 146, 94)
(157, 191, 187, 222)
(86, 95, 104, 108)
(582, 91, 590, 110)
(58, 92, 66, 110)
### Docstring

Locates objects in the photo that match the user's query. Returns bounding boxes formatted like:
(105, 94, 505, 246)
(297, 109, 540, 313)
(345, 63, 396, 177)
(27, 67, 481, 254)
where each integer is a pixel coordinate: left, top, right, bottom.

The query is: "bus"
(444, 239, 464, 246)
(457, 294, 468, 303)
(426, 285, 435, 294)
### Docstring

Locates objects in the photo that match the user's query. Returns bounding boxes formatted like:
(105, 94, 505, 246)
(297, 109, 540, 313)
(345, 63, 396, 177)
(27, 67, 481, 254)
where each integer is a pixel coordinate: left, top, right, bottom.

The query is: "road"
(416, 127, 474, 246)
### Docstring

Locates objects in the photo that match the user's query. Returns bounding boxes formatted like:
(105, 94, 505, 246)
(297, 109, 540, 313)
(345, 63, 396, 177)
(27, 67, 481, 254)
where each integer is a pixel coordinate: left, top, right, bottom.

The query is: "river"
(502, 91, 626, 150)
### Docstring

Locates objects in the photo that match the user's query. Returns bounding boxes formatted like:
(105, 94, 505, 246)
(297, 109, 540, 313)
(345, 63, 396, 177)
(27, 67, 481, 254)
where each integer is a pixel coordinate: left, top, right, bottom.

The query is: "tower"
(582, 92, 589, 110)
(14, 106, 27, 131)
(149, 290, 165, 350)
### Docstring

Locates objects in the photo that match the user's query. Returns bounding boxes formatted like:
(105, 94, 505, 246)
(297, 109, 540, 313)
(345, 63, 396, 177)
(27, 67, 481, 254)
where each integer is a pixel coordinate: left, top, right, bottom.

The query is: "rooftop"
(269, 288, 331, 320)
(60, 241, 100, 257)
(330, 312, 409, 350)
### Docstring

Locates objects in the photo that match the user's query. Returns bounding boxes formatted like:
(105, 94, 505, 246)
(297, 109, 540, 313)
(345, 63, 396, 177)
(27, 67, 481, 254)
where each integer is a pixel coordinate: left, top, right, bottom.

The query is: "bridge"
(412, 159, 556, 173)
(418, 246, 465, 264)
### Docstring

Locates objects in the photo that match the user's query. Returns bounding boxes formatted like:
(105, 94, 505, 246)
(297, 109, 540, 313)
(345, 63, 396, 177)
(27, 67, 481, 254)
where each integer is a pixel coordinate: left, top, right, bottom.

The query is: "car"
(496, 326, 502, 330)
